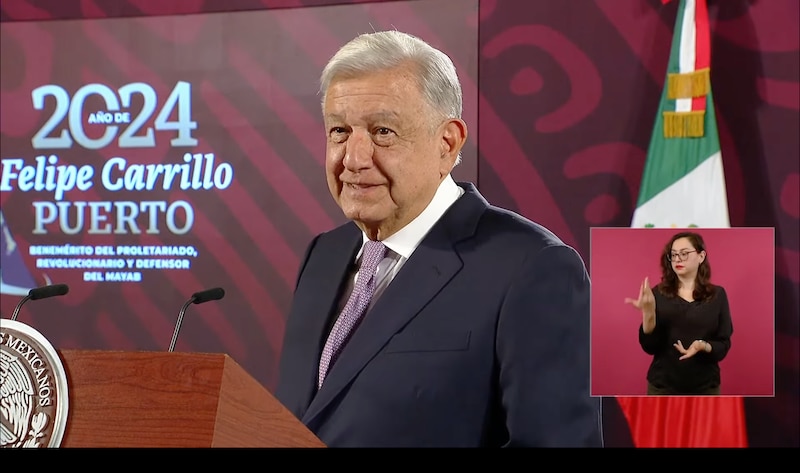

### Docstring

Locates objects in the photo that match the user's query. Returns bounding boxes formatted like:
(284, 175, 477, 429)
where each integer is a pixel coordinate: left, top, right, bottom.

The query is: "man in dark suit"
(275, 30, 603, 447)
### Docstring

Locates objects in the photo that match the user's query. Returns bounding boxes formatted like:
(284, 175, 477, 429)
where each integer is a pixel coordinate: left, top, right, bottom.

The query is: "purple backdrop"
(1, 0, 797, 448)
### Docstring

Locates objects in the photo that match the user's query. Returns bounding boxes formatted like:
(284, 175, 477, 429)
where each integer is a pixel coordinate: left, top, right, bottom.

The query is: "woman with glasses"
(624, 231, 733, 395)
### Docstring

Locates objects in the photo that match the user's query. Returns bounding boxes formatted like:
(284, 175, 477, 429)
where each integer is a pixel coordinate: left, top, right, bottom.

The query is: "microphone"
(10, 283, 70, 321)
(168, 287, 225, 352)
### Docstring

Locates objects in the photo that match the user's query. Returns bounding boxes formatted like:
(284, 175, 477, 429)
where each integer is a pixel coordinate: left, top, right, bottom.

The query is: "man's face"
(323, 65, 465, 240)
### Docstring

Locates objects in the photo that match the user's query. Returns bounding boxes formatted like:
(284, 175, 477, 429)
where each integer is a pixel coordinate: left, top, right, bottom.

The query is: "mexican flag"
(617, 0, 748, 448)
(631, 0, 729, 228)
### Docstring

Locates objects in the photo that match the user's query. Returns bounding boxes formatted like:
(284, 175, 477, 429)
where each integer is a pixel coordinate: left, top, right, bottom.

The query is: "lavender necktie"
(318, 239, 387, 389)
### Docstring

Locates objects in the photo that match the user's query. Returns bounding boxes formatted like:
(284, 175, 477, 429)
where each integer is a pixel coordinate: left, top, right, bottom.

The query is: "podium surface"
(59, 349, 325, 448)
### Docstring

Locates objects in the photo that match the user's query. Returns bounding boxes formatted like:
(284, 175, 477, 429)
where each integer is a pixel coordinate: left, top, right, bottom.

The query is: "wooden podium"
(58, 350, 325, 448)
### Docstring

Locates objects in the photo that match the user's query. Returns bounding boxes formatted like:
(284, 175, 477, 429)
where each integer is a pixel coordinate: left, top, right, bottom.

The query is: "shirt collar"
(360, 174, 464, 259)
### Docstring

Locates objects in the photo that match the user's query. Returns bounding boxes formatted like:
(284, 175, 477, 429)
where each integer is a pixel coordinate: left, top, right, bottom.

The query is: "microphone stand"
(10, 294, 33, 322)
(169, 296, 196, 352)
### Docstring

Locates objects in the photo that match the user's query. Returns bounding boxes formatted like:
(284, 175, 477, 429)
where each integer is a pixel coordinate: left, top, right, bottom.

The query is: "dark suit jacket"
(275, 182, 603, 447)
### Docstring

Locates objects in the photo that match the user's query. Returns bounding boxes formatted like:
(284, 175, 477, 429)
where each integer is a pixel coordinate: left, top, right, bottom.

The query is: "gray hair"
(319, 30, 463, 121)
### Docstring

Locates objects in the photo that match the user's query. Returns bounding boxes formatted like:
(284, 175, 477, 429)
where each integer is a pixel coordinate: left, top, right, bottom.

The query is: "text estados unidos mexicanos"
(0, 153, 233, 201)
(0, 333, 55, 407)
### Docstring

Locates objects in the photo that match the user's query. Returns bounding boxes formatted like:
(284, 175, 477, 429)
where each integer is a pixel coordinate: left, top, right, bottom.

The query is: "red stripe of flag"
(692, 0, 710, 112)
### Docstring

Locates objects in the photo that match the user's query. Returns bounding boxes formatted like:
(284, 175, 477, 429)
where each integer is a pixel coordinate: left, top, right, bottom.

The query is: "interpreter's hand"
(674, 340, 706, 360)
(624, 277, 655, 314)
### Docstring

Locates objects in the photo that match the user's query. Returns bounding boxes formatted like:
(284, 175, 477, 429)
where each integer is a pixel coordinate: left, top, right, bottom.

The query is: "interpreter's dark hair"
(658, 231, 715, 301)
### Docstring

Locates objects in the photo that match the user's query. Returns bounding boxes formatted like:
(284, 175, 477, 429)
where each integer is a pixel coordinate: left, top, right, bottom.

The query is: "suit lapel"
(303, 183, 488, 424)
(292, 226, 362, 412)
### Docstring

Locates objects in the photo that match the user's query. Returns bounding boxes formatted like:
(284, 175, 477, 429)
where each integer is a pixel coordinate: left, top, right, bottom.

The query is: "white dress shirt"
(338, 175, 465, 313)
